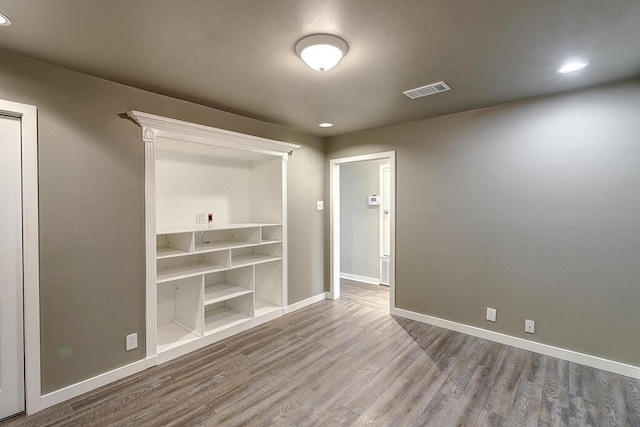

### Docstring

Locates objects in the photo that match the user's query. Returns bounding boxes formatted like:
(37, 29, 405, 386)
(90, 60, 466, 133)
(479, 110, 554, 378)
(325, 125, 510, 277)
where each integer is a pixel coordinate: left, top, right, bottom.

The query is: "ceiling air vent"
(403, 81, 451, 99)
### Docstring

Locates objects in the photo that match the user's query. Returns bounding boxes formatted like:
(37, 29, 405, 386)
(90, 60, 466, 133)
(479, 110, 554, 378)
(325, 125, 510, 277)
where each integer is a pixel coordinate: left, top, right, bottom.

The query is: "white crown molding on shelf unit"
(127, 111, 300, 157)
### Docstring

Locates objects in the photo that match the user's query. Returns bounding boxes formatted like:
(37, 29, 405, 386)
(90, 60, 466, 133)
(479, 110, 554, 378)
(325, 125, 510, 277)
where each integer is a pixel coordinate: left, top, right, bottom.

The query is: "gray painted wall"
(340, 160, 386, 280)
(287, 143, 326, 304)
(0, 50, 324, 393)
(327, 79, 640, 367)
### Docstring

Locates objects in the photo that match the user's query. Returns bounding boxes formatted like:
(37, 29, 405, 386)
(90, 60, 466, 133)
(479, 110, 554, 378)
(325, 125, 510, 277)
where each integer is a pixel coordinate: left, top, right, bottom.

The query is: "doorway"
(0, 113, 25, 420)
(329, 152, 396, 310)
(0, 99, 39, 418)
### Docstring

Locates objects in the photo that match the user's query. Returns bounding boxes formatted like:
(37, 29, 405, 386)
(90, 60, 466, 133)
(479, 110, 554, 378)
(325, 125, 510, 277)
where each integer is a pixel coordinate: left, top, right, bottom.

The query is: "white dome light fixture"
(557, 60, 590, 74)
(296, 34, 348, 72)
(318, 122, 334, 128)
(0, 12, 12, 26)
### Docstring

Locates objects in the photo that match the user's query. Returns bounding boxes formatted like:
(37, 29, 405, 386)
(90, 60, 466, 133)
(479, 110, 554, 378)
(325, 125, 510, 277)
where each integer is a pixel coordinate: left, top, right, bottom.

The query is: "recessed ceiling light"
(318, 122, 334, 128)
(296, 35, 348, 72)
(0, 12, 11, 26)
(557, 60, 589, 74)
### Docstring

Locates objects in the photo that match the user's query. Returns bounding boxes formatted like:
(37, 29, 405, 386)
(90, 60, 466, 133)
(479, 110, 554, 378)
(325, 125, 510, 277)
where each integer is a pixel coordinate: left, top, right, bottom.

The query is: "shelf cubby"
(157, 232, 194, 259)
(194, 227, 261, 253)
(157, 276, 204, 352)
(205, 293, 253, 334)
(255, 261, 283, 317)
(157, 251, 230, 283)
(261, 225, 282, 244)
(231, 243, 282, 268)
(204, 266, 254, 306)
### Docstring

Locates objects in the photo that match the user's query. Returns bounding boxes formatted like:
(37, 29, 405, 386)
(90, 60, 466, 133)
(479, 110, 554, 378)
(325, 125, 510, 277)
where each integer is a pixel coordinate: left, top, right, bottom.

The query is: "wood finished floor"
(4, 281, 640, 426)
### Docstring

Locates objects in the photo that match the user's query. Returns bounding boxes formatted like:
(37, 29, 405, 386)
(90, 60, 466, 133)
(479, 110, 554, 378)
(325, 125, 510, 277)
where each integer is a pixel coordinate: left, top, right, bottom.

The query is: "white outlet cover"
(126, 333, 138, 351)
(317, 201, 324, 211)
(486, 307, 497, 322)
(525, 319, 535, 334)
(196, 212, 207, 224)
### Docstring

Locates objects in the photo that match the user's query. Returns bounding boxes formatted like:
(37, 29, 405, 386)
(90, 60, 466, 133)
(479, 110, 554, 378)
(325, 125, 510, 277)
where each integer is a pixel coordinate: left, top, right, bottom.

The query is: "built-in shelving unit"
(155, 225, 283, 347)
(128, 110, 299, 364)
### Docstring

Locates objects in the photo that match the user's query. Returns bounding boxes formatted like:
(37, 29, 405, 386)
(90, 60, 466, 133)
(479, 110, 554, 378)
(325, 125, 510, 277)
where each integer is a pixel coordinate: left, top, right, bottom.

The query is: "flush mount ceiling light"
(557, 60, 589, 74)
(318, 122, 334, 128)
(295, 34, 348, 71)
(0, 12, 11, 26)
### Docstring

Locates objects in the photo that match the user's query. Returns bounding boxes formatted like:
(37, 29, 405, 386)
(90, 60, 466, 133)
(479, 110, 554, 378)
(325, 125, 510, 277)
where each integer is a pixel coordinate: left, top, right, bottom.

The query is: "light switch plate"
(317, 201, 324, 211)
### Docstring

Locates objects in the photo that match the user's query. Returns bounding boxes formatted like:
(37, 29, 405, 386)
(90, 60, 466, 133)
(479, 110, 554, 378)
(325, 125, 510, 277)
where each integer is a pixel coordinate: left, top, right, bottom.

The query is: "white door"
(0, 114, 25, 419)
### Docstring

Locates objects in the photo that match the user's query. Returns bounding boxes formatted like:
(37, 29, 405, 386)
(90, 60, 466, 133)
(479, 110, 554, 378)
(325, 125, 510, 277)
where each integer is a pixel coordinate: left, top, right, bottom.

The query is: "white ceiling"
(0, 0, 639, 136)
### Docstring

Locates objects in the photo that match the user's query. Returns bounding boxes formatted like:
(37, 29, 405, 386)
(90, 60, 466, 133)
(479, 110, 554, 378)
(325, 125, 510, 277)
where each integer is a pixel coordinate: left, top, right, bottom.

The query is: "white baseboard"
(33, 359, 148, 413)
(391, 307, 640, 380)
(284, 292, 327, 314)
(340, 273, 379, 286)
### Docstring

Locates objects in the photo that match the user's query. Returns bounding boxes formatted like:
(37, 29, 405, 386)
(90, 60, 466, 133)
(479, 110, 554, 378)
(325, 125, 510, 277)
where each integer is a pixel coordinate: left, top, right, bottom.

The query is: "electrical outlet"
(196, 213, 207, 224)
(316, 201, 324, 211)
(486, 307, 497, 322)
(126, 333, 138, 351)
(208, 212, 214, 222)
(525, 319, 535, 334)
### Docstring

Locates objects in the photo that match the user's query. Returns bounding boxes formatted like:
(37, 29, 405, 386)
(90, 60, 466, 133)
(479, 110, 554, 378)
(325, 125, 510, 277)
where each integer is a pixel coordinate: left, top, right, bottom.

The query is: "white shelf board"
(204, 283, 253, 306)
(157, 263, 228, 283)
(205, 307, 251, 334)
(260, 239, 282, 245)
(231, 254, 281, 268)
(157, 247, 191, 259)
(157, 223, 281, 235)
(255, 299, 282, 317)
(194, 240, 257, 253)
(157, 321, 200, 353)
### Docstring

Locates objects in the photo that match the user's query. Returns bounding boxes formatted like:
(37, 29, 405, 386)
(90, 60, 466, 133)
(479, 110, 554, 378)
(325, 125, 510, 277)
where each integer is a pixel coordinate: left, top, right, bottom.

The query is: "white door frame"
(379, 163, 391, 259)
(329, 151, 396, 309)
(0, 100, 40, 414)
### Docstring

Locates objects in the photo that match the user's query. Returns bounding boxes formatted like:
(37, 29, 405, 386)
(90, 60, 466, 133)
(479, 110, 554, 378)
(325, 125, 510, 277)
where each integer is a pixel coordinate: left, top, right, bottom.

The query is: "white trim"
(379, 164, 385, 259)
(281, 154, 288, 307)
(144, 137, 157, 358)
(283, 293, 327, 314)
(36, 360, 148, 412)
(329, 160, 341, 300)
(391, 307, 640, 380)
(340, 273, 379, 286)
(379, 164, 391, 259)
(127, 111, 300, 157)
(0, 100, 40, 415)
(329, 151, 396, 310)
